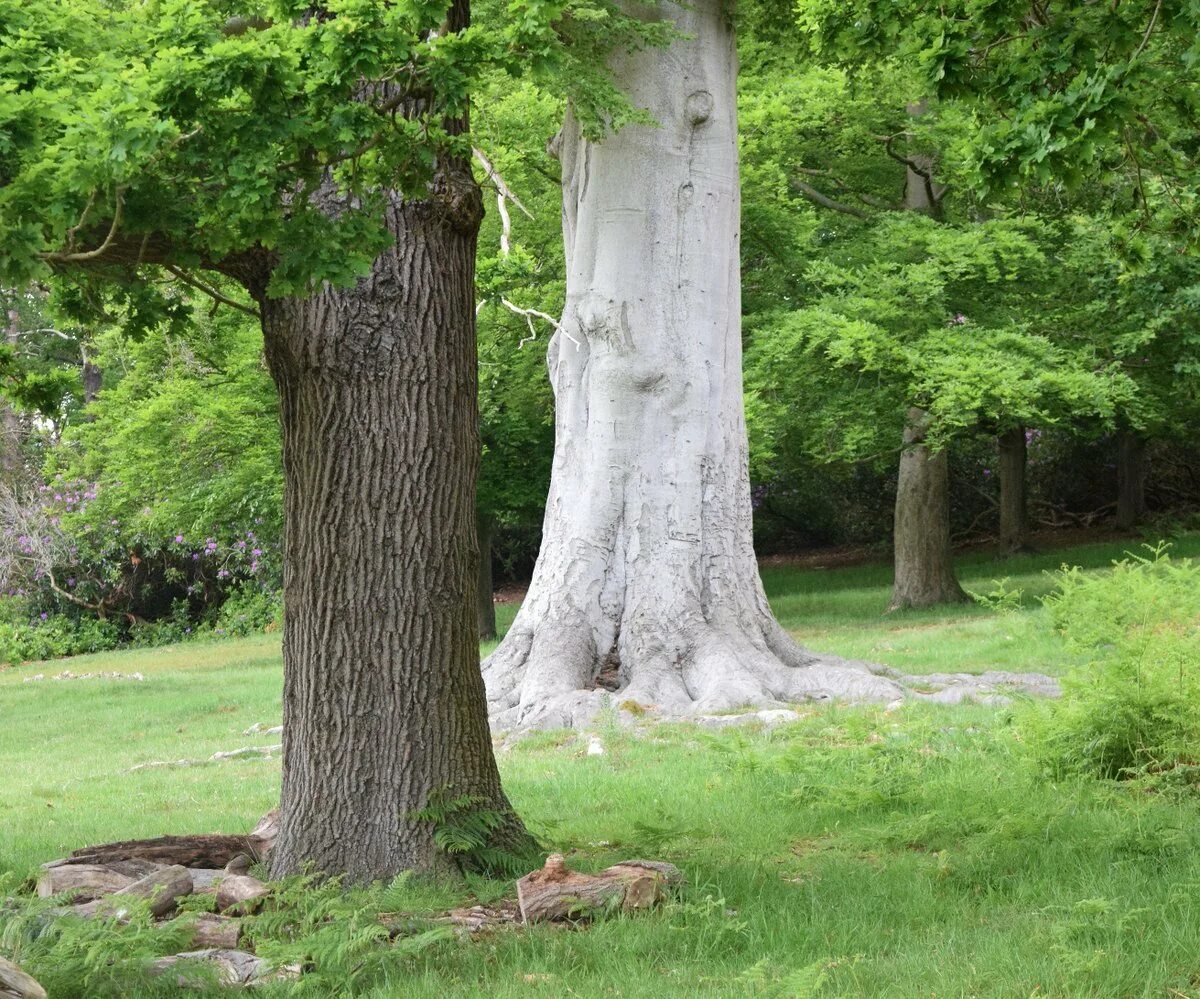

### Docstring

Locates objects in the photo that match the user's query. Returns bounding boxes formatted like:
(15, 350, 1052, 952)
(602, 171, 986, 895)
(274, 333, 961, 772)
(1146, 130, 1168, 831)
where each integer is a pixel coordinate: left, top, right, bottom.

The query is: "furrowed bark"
(262, 168, 528, 879)
(889, 408, 969, 612)
(998, 426, 1031, 552)
(482, 0, 904, 730)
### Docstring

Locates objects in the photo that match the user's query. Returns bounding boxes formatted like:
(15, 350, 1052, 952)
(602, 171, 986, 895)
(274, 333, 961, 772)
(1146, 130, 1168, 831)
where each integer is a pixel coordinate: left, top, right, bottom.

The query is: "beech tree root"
(484, 624, 1060, 732)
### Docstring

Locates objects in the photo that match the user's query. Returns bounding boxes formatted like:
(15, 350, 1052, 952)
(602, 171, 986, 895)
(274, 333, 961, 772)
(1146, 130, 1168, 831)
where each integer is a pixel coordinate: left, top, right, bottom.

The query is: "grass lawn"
(3, 532, 1200, 996)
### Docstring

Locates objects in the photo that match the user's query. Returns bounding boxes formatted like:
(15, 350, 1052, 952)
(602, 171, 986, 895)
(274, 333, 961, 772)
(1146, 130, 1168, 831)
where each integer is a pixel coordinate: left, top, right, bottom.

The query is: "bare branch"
(163, 265, 260, 319)
(473, 148, 534, 218)
(792, 180, 870, 219)
(40, 188, 126, 264)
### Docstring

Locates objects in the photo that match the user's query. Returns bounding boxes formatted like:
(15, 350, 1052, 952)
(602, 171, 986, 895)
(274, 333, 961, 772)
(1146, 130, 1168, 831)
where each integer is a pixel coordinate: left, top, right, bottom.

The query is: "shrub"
(0, 606, 121, 665)
(1023, 546, 1200, 783)
(214, 585, 282, 637)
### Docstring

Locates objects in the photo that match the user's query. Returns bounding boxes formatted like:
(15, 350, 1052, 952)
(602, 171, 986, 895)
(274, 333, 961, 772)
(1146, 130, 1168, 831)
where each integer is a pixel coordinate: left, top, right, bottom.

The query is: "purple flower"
(982, 468, 992, 478)
(39, 612, 47, 621)
(251, 548, 262, 557)
(174, 534, 185, 543)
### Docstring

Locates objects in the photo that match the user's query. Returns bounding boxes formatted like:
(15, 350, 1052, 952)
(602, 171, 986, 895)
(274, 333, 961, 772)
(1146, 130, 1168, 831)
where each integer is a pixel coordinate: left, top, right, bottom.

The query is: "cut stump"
(516, 854, 680, 924)
(74, 864, 193, 919)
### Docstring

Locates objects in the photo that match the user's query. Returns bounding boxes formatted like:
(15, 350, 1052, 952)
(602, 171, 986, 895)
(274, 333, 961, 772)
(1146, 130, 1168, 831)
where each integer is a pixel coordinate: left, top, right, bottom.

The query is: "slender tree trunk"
(478, 512, 497, 641)
(997, 426, 1030, 552)
(260, 162, 527, 880)
(884, 107, 966, 609)
(889, 408, 968, 611)
(482, 0, 901, 730)
(80, 345, 102, 404)
(1116, 430, 1148, 530)
(1, 311, 22, 478)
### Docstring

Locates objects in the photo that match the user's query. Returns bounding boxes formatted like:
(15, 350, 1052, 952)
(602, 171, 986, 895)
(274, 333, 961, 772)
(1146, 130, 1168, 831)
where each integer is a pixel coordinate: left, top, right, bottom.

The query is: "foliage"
(0, 602, 119, 664)
(1023, 545, 1200, 783)
(414, 789, 542, 875)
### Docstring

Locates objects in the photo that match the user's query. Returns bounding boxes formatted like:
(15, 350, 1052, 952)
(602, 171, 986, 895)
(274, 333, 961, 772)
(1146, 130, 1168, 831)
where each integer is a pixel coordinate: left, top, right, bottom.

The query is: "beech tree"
(0, 0, 657, 880)
(483, 0, 906, 730)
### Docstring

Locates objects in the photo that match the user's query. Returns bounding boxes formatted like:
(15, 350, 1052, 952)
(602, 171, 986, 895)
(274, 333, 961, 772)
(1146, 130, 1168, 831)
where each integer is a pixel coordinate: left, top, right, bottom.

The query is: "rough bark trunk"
(1116, 430, 1148, 530)
(260, 167, 528, 879)
(885, 107, 966, 609)
(889, 408, 969, 612)
(481, 0, 902, 730)
(997, 426, 1030, 552)
(81, 346, 102, 404)
(477, 512, 497, 641)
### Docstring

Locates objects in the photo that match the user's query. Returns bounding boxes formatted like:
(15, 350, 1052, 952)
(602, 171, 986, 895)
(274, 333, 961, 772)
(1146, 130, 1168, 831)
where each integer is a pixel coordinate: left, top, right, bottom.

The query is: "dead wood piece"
(216, 874, 269, 915)
(36, 864, 133, 901)
(188, 868, 225, 893)
(516, 854, 681, 924)
(150, 948, 267, 988)
(65, 834, 256, 870)
(74, 865, 193, 919)
(182, 912, 242, 950)
(438, 900, 521, 935)
(0, 956, 47, 999)
(247, 809, 278, 864)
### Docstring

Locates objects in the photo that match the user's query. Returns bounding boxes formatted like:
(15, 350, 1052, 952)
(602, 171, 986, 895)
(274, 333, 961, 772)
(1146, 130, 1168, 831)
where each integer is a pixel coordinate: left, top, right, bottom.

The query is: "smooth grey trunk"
(477, 513, 497, 641)
(889, 408, 968, 612)
(260, 65, 528, 877)
(1116, 430, 1148, 530)
(997, 426, 1030, 551)
(482, 0, 903, 730)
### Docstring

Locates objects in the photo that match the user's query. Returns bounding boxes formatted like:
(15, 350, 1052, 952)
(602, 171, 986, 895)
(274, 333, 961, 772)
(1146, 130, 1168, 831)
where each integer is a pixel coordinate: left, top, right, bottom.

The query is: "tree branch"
(40, 189, 126, 263)
(792, 181, 870, 219)
(162, 265, 261, 319)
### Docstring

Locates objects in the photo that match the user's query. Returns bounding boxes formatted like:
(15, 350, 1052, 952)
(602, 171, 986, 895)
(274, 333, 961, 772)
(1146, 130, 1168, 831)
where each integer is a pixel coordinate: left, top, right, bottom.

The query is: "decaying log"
(182, 912, 242, 950)
(149, 949, 268, 988)
(188, 868, 224, 893)
(63, 835, 256, 870)
(247, 809, 278, 864)
(37, 864, 133, 901)
(0, 957, 46, 999)
(516, 854, 681, 924)
(74, 864, 193, 919)
(216, 874, 269, 915)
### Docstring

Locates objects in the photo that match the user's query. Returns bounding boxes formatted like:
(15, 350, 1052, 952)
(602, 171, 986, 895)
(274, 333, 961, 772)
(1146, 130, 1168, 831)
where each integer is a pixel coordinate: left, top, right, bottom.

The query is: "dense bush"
(1024, 547, 1200, 784)
(0, 603, 120, 665)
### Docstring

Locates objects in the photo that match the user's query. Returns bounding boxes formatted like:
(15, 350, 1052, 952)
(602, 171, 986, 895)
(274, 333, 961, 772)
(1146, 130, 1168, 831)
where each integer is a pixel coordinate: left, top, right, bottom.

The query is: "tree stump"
(0, 957, 46, 999)
(515, 854, 680, 923)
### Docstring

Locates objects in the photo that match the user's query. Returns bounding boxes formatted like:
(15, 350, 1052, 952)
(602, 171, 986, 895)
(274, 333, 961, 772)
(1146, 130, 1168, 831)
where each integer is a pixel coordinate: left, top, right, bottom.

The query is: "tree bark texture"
(477, 512, 497, 640)
(1116, 430, 1148, 530)
(997, 426, 1030, 552)
(260, 171, 526, 879)
(889, 408, 969, 611)
(482, 0, 902, 730)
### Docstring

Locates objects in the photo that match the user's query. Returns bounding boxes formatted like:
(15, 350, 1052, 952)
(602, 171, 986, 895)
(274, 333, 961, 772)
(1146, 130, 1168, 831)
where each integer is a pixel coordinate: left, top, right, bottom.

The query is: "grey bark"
(1116, 430, 1148, 530)
(889, 408, 969, 612)
(998, 426, 1030, 551)
(477, 512, 497, 640)
(80, 346, 102, 404)
(481, 0, 906, 730)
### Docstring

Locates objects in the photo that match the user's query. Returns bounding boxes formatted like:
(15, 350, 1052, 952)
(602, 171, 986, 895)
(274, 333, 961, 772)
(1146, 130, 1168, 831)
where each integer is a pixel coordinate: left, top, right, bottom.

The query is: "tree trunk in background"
(889, 408, 968, 611)
(1116, 430, 1148, 530)
(482, 0, 901, 730)
(261, 70, 528, 877)
(1, 311, 22, 478)
(885, 105, 966, 609)
(478, 512, 497, 641)
(997, 426, 1030, 552)
(81, 346, 102, 404)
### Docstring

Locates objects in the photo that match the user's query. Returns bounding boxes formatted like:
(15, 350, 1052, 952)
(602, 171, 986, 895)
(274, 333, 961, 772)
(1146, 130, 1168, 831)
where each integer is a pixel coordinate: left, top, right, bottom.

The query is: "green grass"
(3, 533, 1200, 996)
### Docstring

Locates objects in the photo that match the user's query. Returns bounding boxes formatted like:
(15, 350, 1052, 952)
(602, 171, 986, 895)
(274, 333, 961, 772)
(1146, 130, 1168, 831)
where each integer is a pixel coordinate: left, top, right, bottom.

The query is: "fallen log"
(37, 864, 133, 901)
(516, 854, 681, 924)
(0, 957, 46, 999)
(216, 875, 269, 915)
(181, 912, 242, 950)
(149, 949, 268, 988)
(74, 865, 193, 919)
(61, 835, 256, 870)
(247, 809, 278, 864)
